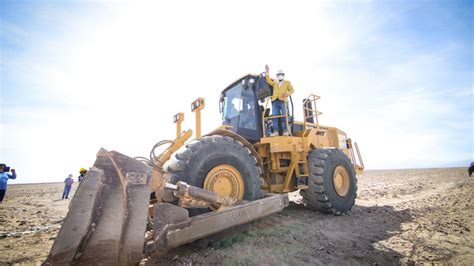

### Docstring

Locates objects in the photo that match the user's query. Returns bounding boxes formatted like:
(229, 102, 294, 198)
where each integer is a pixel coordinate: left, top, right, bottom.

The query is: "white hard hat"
(277, 69, 285, 75)
(68, 174, 73, 178)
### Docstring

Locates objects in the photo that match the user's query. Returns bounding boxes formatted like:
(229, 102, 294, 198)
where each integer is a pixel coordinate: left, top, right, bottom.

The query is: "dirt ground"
(0, 167, 473, 265)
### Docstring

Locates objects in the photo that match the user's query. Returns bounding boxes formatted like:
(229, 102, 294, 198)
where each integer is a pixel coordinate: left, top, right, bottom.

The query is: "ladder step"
(296, 185, 309, 190)
(271, 167, 289, 173)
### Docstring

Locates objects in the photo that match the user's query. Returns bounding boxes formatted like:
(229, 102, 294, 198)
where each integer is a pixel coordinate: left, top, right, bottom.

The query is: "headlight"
(191, 98, 205, 111)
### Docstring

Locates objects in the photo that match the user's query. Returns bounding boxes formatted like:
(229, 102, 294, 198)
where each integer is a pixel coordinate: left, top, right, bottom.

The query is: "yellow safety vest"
(266, 75, 294, 101)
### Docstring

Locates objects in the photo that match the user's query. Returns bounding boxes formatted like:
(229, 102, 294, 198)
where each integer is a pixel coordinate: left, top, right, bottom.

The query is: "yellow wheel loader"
(46, 73, 364, 265)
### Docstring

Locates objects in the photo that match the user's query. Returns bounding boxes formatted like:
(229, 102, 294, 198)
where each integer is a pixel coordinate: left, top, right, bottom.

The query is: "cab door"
(222, 77, 262, 142)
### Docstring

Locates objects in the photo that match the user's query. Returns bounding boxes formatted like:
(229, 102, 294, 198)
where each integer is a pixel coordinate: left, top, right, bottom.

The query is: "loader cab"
(220, 74, 269, 142)
(220, 74, 295, 141)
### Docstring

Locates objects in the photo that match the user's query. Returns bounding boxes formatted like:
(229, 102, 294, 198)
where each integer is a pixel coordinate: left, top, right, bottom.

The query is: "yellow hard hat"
(79, 168, 87, 173)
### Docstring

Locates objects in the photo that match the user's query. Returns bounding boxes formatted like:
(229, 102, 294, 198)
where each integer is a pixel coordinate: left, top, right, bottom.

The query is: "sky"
(0, 0, 472, 184)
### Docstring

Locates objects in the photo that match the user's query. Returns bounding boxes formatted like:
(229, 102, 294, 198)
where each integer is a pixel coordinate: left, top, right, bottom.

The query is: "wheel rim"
(333, 165, 350, 197)
(204, 164, 245, 200)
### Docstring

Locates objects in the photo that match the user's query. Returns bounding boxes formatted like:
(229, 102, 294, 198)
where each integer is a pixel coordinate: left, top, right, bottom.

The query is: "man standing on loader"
(265, 64, 294, 136)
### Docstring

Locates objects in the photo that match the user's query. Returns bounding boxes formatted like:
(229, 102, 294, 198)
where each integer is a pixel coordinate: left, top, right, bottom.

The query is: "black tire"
(164, 135, 263, 215)
(300, 148, 357, 215)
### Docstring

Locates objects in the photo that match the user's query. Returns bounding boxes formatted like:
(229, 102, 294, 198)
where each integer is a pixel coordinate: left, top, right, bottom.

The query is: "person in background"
(265, 64, 294, 136)
(0, 164, 16, 204)
(78, 168, 87, 182)
(62, 174, 74, 200)
(469, 162, 474, 177)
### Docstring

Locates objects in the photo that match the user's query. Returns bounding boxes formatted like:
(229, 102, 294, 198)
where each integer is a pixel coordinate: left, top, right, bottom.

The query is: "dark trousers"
(0, 189, 6, 202)
(62, 185, 72, 199)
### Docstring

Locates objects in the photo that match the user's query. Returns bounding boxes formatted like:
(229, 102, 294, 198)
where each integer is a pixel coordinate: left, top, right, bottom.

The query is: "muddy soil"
(0, 168, 473, 265)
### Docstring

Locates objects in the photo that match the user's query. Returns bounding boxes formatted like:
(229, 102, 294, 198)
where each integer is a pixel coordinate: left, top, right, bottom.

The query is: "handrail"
(261, 97, 292, 137)
(347, 138, 365, 171)
(348, 141, 357, 169)
(261, 97, 270, 137)
(354, 142, 365, 170)
(265, 115, 286, 119)
(302, 94, 323, 129)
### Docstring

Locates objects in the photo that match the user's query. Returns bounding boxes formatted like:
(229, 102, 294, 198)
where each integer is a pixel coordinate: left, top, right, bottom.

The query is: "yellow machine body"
(204, 93, 364, 195)
(47, 73, 365, 265)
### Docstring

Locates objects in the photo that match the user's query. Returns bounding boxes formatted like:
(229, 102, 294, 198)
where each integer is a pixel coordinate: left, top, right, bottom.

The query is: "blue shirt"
(0, 172, 16, 190)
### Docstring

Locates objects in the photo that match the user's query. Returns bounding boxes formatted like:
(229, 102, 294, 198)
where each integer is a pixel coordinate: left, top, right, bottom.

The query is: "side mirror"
(219, 94, 224, 114)
(219, 95, 224, 113)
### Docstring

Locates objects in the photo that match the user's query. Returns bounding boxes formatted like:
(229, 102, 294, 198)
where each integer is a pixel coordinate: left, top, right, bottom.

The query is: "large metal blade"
(47, 148, 152, 265)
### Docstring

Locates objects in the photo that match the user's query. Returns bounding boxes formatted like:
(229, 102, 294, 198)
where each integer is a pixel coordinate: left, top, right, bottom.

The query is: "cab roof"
(221, 73, 260, 95)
